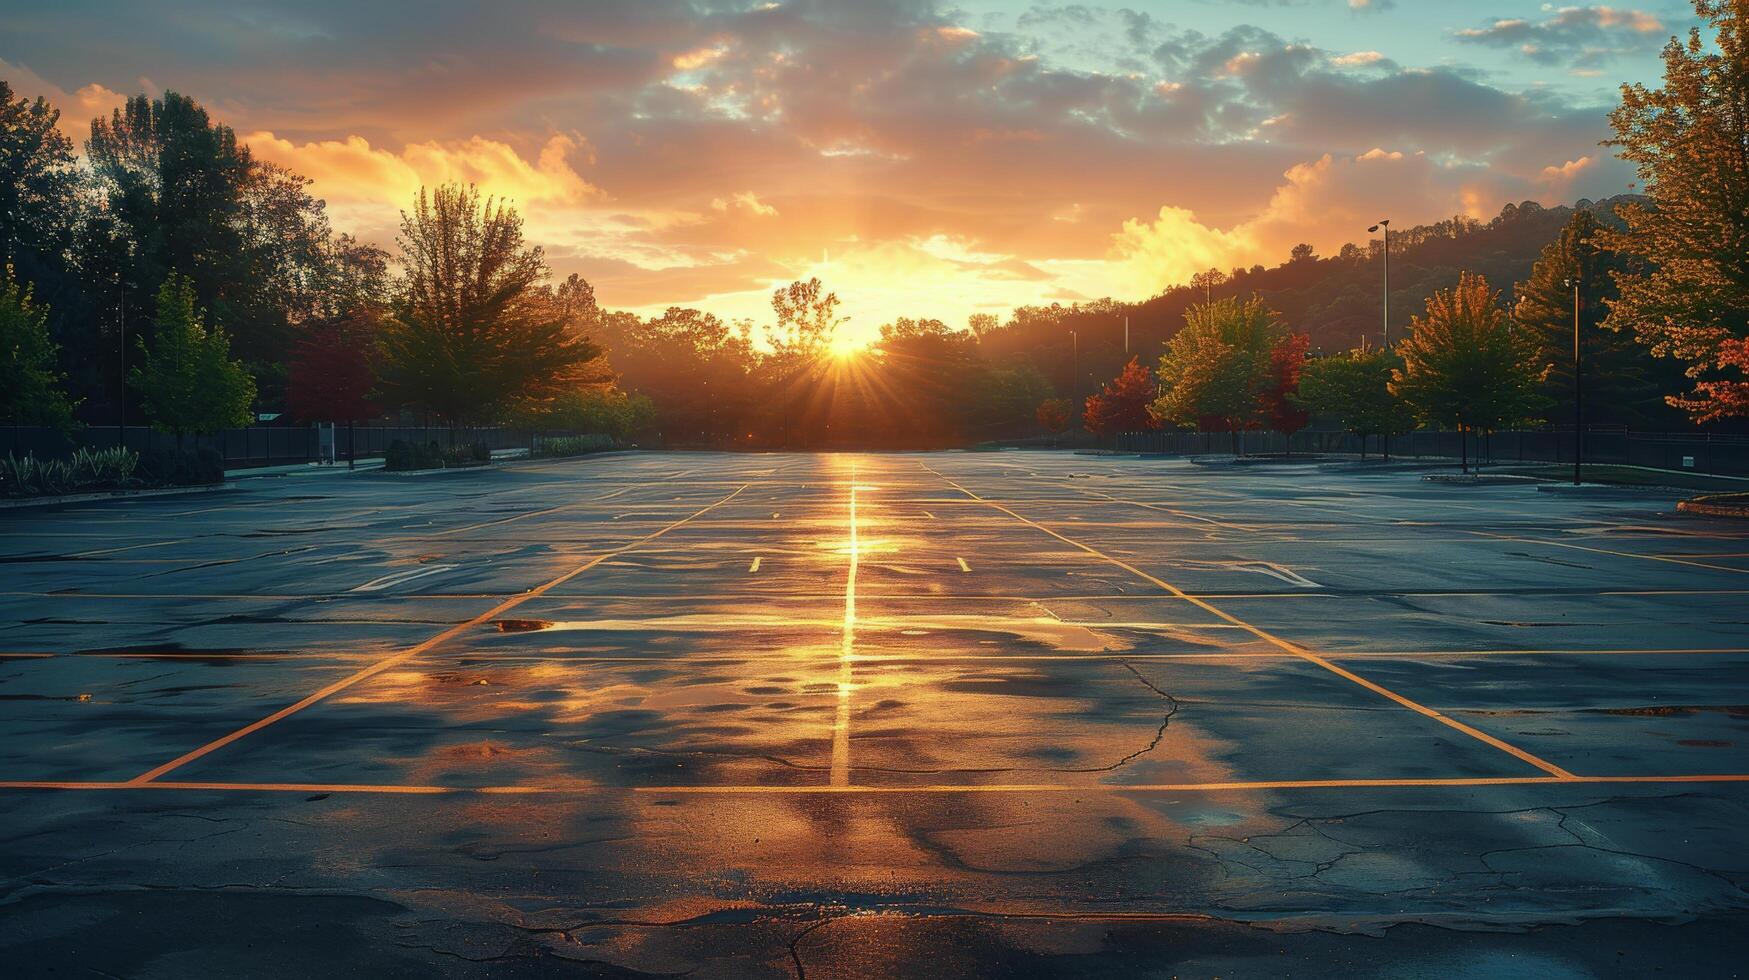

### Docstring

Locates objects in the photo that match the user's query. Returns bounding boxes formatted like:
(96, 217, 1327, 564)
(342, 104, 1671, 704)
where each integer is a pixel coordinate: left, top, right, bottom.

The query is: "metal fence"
(1113, 427, 1749, 477)
(4, 425, 567, 468)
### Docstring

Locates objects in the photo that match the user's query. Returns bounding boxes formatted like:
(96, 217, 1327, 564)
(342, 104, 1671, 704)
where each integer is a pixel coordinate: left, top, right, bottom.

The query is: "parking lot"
(2, 451, 1747, 976)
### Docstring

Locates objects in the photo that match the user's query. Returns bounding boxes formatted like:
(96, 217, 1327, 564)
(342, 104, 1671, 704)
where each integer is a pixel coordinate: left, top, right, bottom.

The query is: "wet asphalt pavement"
(1, 450, 1746, 977)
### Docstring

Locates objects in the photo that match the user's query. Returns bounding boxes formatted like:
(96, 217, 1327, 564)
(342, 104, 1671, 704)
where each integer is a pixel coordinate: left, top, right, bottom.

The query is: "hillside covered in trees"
(979, 196, 1654, 408)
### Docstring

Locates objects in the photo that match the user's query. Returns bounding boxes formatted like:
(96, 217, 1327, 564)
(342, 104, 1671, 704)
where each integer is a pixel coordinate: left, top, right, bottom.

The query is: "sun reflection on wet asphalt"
(5, 451, 1749, 973)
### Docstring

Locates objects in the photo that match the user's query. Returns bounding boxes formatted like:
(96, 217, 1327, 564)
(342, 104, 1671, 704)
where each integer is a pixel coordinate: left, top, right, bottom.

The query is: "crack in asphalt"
(1095, 661, 1180, 772)
(787, 917, 832, 980)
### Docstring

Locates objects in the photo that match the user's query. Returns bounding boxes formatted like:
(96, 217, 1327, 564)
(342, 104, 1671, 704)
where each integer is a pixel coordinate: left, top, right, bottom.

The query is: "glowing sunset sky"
(1, 1, 1697, 344)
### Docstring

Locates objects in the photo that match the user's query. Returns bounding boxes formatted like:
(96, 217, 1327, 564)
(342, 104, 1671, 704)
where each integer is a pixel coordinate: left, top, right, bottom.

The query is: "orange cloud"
(1110, 148, 1505, 295)
(1, 58, 125, 149)
(242, 130, 601, 237)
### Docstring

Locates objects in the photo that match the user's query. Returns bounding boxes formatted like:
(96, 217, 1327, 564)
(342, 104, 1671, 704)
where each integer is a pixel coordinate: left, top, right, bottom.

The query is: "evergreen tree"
(1514, 210, 1669, 426)
(0, 266, 76, 432)
(131, 274, 255, 444)
(1601, 0, 1749, 421)
(1392, 273, 1547, 471)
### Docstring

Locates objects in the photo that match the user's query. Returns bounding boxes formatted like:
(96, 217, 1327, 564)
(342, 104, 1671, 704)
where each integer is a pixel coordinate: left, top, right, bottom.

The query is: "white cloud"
(1331, 51, 1387, 67)
(709, 191, 780, 217)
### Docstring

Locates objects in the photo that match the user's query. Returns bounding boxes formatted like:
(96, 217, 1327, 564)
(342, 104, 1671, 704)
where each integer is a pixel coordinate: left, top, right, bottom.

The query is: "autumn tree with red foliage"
(1259, 332, 1310, 439)
(287, 309, 378, 425)
(1681, 337, 1749, 422)
(1036, 397, 1073, 446)
(1083, 357, 1157, 438)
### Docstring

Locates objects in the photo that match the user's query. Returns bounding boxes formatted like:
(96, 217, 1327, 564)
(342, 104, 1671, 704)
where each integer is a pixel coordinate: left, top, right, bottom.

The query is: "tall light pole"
(1368, 219, 1391, 459)
(1574, 277, 1583, 486)
(1123, 316, 1129, 355)
(1367, 219, 1391, 347)
(117, 268, 126, 449)
(1070, 329, 1079, 401)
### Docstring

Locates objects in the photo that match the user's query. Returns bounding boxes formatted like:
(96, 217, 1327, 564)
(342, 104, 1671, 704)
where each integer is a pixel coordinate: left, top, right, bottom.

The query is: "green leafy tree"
(757, 277, 847, 446)
(516, 388, 653, 442)
(970, 364, 1052, 436)
(1292, 346, 1413, 458)
(131, 274, 256, 444)
(0, 266, 76, 432)
(376, 184, 597, 424)
(1601, 0, 1749, 421)
(766, 277, 844, 358)
(618, 305, 755, 444)
(86, 91, 333, 399)
(0, 81, 102, 415)
(1151, 295, 1285, 452)
(0, 81, 79, 280)
(1391, 273, 1547, 472)
(873, 317, 982, 445)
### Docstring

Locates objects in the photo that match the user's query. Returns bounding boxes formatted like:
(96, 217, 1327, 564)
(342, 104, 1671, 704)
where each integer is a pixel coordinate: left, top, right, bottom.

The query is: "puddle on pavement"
(495, 619, 554, 633)
(1587, 704, 1749, 718)
(71, 644, 298, 664)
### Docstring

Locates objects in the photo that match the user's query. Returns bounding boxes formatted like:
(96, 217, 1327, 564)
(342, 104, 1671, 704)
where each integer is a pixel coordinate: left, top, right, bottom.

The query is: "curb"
(368, 448, 632, 478)
(0, 483, 238, 510)
(1422, 474, 1540, 485)
(1316, 460, 1455, 473)
(365, 463, 497, 478)
(1536, 483, 1686, 495)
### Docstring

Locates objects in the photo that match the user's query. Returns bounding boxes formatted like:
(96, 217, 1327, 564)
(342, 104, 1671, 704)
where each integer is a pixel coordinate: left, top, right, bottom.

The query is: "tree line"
(1, 0, 1744, 449)
(1082, 0, 1747, 461)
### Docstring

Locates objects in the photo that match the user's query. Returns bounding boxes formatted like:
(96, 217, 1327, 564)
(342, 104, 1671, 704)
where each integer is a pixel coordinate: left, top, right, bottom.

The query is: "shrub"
(69, 447, 139, 486)
(137, 447, 224, 486)
(531, 434, 613, 459)
(190, 447, 224, 484)
(384, 438, 491, 471)
(0, 454, 66, 496)
(1, 448, 144, 497)
(385, 439, 415, 471)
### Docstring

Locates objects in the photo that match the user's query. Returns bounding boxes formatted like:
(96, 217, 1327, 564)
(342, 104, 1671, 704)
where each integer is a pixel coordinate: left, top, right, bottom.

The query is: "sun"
(827, 332, 866, 360)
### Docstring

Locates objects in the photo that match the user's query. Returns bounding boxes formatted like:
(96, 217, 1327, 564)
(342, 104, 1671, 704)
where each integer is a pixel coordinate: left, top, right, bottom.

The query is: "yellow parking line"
(1469, 530, 1749, 575)
(125, 485, 750, 785)
(956, 557, 971, 573)
(924, 464, 1578, 781)
(3, 774, 1747, 796)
